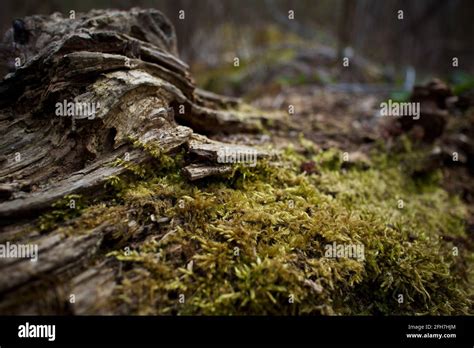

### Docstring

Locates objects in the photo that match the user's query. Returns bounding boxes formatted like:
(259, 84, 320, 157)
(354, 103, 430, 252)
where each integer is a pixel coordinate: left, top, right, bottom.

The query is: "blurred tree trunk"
(337, 0, 356, 60)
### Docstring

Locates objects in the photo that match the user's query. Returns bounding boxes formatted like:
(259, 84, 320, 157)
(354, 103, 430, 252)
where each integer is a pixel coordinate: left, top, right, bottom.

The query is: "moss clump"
(38, 194, 86, 232)
(101, 143, 472, 315)
(36, 137, 184, 235)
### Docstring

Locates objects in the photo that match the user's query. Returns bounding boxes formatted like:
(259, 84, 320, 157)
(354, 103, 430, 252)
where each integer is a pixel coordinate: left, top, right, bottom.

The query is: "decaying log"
(183, 163, 234, 181)
(183, 134, 273, 180)
(0, 8, 280, 314)
(0, 8, 274, 220)
(188, 137, 270, 162)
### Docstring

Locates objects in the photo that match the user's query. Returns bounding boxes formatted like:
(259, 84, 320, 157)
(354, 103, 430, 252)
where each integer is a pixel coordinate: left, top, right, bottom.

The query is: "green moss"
(36, 138, 185, 235)
(34, 134, 472, 314)
(102, 143, 472, 315)
(38, 194, 86, 232)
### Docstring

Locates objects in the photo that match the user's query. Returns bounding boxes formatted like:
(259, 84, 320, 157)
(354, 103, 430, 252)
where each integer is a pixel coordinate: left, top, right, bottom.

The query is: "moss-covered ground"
(49, 135, 473, 315)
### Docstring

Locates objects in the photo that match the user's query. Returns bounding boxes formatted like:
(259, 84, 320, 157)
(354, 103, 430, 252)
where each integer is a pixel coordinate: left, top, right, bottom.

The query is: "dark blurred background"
(1, 0, 473, 95)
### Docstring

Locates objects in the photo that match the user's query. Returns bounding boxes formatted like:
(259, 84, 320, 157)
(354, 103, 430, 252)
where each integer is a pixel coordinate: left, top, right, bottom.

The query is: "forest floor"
(0, 12, 472, 315)
(97, 46, 474, 315)
(101, 79, 474, 315)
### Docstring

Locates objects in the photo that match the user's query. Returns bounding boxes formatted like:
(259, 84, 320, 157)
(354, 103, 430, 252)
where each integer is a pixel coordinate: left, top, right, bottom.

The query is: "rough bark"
(0, 8, 278, 314)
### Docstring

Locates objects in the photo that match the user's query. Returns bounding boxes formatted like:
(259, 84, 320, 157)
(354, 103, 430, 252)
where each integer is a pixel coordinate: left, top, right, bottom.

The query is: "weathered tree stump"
(0, 8, 278, 314)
